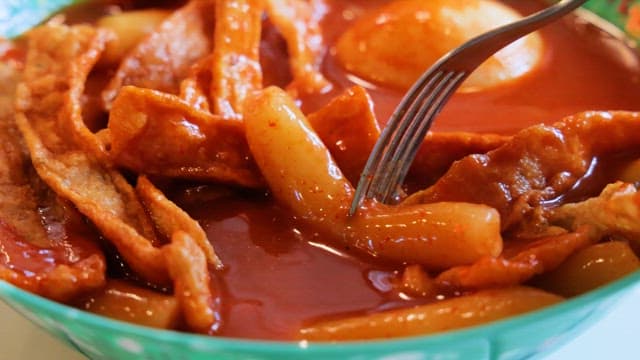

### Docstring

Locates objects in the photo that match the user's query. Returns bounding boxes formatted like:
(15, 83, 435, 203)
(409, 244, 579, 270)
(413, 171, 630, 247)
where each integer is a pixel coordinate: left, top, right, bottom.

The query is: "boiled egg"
(335, 0, 545, 92)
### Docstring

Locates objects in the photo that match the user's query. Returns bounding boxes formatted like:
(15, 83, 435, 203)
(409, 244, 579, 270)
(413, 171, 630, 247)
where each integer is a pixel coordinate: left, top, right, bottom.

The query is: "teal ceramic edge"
(1, 0, 639, 359)
(0, 0, 80, 38)
(1, 270, 639, 359)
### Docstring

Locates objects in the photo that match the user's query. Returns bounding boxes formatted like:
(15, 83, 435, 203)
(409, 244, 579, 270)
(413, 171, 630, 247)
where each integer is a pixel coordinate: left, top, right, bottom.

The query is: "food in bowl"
(335, 0, 544, 91)
(0, 0, 639, 343)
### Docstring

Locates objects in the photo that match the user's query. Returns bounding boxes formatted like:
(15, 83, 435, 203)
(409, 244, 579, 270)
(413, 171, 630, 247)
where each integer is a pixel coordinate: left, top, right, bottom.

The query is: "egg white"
(335, 0, 544, 92)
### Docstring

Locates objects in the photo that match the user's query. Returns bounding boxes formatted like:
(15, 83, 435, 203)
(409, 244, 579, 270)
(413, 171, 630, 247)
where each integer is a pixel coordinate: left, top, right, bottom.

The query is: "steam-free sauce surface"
(56, 0, 640, 340)
(300, 0, 640, 134)
(188, 196, 404, 340)
(193, 0, 640, 339)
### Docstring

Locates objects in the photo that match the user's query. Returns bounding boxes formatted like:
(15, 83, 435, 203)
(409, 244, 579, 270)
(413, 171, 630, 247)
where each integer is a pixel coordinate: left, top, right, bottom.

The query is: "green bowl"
(0, 271, 639, 360)
(1, 0, 639, 42)
(1, 1, 640, 359)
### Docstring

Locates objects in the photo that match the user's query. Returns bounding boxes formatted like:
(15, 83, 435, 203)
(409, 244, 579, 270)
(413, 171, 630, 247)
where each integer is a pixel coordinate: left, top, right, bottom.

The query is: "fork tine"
(350, 0, 587, 215)
(372, 71, 464, 202)
(368, 71, 447, 200)
(375, 71, 467, 203)
(369, 71, 446, 189)
(349, 70, 445, 215)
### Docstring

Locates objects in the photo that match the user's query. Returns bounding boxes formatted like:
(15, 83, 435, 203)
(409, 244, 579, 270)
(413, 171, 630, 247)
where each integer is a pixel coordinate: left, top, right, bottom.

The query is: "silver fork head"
(374, 71, 467, 202)
(348, 0, 587, 216)
(348, 69, 467, 215)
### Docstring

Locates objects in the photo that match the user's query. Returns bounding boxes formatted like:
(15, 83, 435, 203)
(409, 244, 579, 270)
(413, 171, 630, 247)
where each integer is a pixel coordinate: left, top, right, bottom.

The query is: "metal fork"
(348, 0, 587, 216)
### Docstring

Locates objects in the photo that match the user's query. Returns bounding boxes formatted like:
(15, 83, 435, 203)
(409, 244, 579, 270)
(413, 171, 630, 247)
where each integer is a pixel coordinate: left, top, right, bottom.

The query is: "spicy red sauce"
(186, 196, 399, 339)
(54, 0, 640, 339)
(191, 0, 640, 339)
(0, 219, 101, 277)
(299, 0, 640, 134)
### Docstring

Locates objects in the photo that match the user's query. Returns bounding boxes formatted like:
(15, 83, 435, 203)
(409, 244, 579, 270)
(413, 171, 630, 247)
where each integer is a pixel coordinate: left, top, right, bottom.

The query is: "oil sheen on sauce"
(187, 196, 407, 340)
(197, 0, 640, 340)
(299, 0, 640, 134)
(58, 0, 640, 340)
(191, 0, 640, 339)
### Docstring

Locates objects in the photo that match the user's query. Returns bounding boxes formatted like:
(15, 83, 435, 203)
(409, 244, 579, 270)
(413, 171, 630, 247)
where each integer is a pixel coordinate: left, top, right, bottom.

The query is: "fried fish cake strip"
(435, 226, 594, 290)
(102, 0, 215, 109)
(137, 177, 223, 333)
(0, 59, 48, 246)
(306, 86, 381, 185)
(179, 55, 213, 112)
(431, 176, 640, 291)
(109, 86, 263, 187)
(551, 182, 640, 248)
(137, 176, 222, 269)
(165, 231, 221, 334)
(15, 24, 168, 285)
(211, 0, 264, 118)
(307, 86, 508, 186)
(0, 55, 105, 301)
(265, 0, 330, 96)
(405, 111, 640, 231)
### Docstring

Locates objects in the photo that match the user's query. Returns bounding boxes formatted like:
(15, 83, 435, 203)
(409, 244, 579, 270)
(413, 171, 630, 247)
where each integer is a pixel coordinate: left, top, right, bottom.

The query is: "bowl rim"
(1, 1, 639, 356)
(1, 269, 639, 355)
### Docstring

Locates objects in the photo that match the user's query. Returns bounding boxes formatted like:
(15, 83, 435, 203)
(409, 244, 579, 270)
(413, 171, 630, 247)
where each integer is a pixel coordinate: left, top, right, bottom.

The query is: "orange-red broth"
(55, 0, 640, 340)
